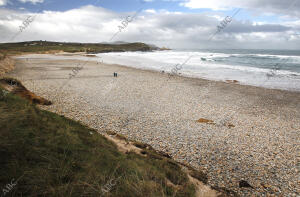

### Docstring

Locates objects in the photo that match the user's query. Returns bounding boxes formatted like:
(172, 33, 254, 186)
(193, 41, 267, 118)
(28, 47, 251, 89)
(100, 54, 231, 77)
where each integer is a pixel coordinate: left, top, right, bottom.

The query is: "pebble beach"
(7, 54, 300, 196)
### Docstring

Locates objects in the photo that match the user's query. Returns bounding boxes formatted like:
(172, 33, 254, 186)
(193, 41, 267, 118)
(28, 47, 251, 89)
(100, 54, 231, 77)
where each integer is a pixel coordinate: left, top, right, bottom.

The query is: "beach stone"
(239, 180, 253, 188)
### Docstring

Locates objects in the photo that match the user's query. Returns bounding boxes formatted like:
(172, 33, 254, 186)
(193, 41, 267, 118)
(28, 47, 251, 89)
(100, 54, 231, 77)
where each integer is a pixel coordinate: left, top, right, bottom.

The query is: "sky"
(0, 0, 300, 49)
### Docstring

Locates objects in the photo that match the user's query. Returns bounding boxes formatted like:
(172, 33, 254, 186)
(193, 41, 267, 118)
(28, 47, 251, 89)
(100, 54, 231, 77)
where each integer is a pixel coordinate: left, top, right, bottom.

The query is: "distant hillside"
(100, 41, 130, 45)
(0, 41, 157, 55)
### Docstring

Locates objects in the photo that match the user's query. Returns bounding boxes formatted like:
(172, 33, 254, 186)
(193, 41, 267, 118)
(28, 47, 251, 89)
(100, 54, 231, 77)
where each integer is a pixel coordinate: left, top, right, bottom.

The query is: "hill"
(0, 41, 157, 55)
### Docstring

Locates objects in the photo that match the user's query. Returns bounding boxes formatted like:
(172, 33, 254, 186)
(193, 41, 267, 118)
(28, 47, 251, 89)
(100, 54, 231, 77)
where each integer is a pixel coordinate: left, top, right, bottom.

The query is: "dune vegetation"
(0, 84, 204, 197)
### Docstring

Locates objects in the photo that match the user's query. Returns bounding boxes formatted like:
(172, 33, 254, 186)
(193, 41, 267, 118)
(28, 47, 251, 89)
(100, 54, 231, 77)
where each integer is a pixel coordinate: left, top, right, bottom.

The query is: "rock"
(226, 80, 239, 83)
(196, 118, 215, 125)
(227, 123, 235, 128)
(239, 180, 253, 188)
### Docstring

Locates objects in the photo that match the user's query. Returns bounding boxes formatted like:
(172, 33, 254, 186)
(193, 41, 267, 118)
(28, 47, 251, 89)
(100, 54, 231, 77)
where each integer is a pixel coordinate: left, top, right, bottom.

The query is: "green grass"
(0, 41, 155, 55)
(0, 87, 196, 197)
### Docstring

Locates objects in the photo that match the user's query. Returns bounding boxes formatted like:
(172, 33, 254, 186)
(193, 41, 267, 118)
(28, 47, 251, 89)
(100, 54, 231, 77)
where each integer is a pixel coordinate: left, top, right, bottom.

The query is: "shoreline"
(90, 51, 300, 92)
(6, 54, 300, 196)
(14, 53, 300, 93)
(101, 61, 300, 94)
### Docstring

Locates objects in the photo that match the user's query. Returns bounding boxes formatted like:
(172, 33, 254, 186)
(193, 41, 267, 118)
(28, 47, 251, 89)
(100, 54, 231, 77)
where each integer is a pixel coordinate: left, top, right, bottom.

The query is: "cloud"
(182, 0, 300, 18)
(0, 0, 7, 6)
(0, 0, 44, 6)
(18, 0, 44, 4)
(0, 5, 299, 49)
(145, 9, 156, 14)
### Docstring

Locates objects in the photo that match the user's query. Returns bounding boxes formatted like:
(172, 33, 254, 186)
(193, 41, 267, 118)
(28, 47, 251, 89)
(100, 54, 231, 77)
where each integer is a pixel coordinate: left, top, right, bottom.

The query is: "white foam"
(96, 51, 300, 91)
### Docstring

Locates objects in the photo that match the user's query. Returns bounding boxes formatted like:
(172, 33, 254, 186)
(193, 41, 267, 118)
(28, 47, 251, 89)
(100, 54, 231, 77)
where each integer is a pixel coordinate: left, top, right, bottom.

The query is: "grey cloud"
(183, 0, 300, 18)
(0, 5, 299, 50)
(223, 22, 292, 33)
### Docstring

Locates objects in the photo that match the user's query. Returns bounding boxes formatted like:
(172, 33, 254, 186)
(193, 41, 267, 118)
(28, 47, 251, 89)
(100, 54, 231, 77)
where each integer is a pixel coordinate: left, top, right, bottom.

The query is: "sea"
(96, 49, 300, 92)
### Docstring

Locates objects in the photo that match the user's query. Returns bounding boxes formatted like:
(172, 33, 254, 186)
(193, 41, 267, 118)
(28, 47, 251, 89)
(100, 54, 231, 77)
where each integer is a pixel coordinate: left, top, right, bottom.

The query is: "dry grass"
(0, 53, 15, 76)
